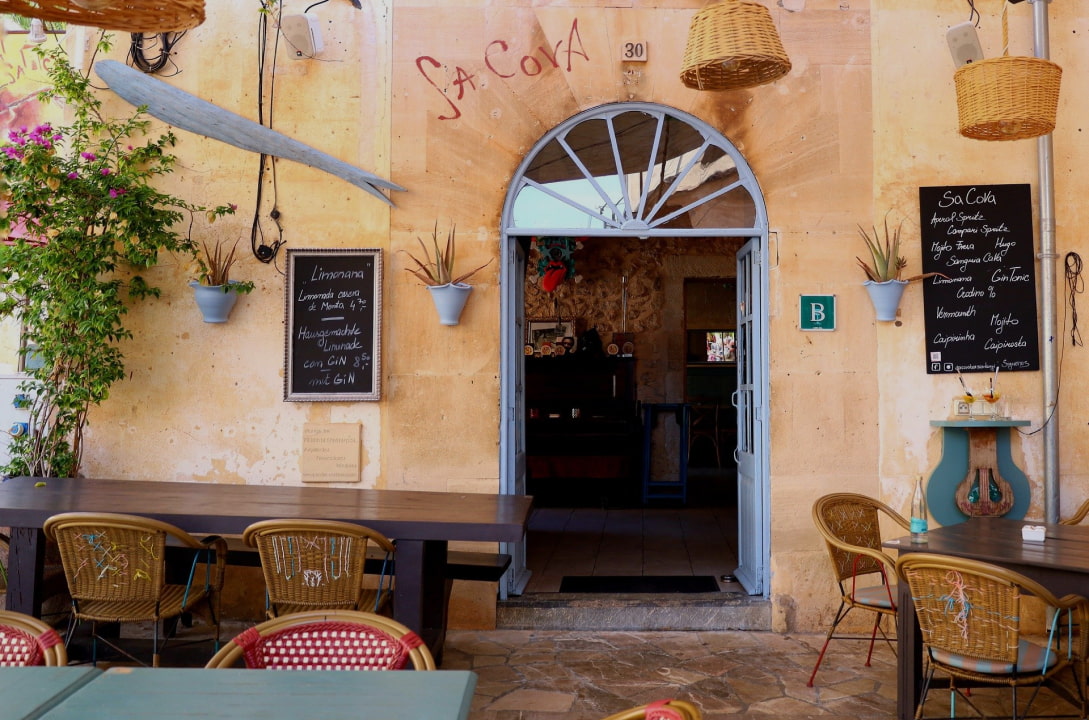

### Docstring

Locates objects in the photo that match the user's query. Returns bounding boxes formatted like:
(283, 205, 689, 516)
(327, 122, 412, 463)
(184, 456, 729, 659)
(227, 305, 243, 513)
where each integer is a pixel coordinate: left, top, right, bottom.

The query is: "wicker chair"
(808, 492, 910, 687)
(1061, 498, 1089, 526)
(204, 609, 435, 670)
(0, 609, 67, 666)
(896, 553, 1088, 720)
(599, 699, 702, 720)
(43, 511, 226, 668)
(243, 519, 395, 618)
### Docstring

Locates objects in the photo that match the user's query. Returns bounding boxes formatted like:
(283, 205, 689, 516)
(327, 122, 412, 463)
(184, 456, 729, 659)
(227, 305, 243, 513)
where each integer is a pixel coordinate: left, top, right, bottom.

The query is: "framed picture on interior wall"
(527, 318, 577, 354)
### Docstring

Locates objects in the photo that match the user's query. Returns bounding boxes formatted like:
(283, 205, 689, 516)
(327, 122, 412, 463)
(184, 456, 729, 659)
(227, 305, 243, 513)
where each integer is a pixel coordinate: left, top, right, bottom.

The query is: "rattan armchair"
(1061, 498, 1089, 526)
(243, 518, 395, 618)
(808, 492, 910, 687)
(0, 609, 67, 666)
(205, 609, 435, 670)
(44, 511, 226, 667)
(897, 553, 1088, 720)
(599, 699, 702, 720)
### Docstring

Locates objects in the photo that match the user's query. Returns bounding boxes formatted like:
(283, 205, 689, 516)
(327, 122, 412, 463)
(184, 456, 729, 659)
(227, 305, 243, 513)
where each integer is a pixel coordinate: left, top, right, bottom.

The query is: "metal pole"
(1031, 0, 1059, 523)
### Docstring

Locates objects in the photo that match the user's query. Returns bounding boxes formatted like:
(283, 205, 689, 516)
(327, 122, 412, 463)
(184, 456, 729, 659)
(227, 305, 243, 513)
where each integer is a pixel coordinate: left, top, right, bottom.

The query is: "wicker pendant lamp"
(954, 2, 1061, 141)
(680, 0, 792, 91)
(0, 0, 204, 33)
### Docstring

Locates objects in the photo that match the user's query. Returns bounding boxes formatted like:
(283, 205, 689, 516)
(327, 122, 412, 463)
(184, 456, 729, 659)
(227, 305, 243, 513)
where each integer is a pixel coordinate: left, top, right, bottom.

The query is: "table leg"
(897, 578, 922, 720)
(392, 539, 449, 663)
(5, 527, 45, 616)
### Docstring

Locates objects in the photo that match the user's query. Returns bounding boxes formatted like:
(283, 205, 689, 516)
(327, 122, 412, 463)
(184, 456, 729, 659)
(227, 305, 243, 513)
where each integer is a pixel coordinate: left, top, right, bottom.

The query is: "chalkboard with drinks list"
(919, 184, 1039, 375)
(285, 248, 382, 401)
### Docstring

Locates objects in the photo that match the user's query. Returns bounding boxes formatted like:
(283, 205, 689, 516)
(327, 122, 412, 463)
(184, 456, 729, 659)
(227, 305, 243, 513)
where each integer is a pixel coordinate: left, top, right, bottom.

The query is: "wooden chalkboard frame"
(284, 248, 382, 402)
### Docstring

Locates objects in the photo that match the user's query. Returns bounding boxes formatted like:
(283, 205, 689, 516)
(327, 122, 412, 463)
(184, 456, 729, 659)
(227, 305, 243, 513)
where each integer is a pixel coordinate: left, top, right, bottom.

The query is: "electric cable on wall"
(128, 33, 185, 75)
(253, 1, 286, 267)
(1065, 251, 1083, 347)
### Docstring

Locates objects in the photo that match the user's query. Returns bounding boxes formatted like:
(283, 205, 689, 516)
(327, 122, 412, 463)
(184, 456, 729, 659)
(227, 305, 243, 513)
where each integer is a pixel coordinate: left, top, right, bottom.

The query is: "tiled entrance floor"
(525, 505, 739, 593)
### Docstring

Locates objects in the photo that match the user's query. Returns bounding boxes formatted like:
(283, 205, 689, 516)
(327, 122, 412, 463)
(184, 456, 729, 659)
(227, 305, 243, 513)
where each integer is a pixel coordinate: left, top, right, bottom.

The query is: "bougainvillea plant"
(0, 39, 225, 477)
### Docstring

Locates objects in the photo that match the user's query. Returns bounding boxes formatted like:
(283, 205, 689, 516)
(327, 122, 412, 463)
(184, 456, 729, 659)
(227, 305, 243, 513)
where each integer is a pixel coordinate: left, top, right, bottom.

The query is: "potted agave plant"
(189, 207, 256, 323)
(857, 215, 942, 321)
(405, 223, 492, 326)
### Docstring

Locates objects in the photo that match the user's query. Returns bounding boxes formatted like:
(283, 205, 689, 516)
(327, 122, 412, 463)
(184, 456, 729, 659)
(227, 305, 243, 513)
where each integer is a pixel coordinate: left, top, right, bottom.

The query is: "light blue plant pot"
(863, 280, 908, 322)
(428, 283, 472, 326)
(190, 281, 241, 323)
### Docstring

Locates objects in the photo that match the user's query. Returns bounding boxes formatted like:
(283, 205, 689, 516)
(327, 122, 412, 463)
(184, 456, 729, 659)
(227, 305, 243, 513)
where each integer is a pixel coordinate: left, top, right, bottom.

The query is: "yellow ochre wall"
(67, 0, 1089, 632)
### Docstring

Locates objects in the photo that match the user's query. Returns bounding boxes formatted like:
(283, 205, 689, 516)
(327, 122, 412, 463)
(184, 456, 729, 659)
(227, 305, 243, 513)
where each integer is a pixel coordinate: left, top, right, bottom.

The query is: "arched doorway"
(499, 102, 769, 600)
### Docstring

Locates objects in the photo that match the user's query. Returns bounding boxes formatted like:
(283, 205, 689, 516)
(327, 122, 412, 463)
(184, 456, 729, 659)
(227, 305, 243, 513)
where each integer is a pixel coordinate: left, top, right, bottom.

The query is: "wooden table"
(888, 516, 1089, 720)
(3, 666, 101, 720)
(37, 667, 477, 720)
(0, 476, 532, 658)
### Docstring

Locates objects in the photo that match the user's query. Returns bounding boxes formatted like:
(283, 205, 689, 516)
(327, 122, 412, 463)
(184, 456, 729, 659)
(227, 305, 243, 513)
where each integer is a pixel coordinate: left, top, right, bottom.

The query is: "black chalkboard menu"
(919, 184, 1039, 375)
(284, 248, 382, 401)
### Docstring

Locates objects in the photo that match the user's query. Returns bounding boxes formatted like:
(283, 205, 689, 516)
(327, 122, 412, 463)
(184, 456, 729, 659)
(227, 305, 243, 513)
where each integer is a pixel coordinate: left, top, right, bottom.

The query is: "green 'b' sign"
(800, 295, 836, 331)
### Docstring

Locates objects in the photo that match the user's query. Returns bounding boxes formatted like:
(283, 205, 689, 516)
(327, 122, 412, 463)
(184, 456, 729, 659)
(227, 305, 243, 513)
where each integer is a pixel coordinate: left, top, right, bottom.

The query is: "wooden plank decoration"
(919, 184, 1040, 375)
(93, 60, 404, 204)
(285, 249, 382, 401)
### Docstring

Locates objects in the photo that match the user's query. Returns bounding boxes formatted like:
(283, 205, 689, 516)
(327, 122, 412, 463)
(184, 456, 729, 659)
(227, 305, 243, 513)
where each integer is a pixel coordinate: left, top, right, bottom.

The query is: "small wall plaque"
(621, 40, 648, 62)
(301, 422, 361, 483)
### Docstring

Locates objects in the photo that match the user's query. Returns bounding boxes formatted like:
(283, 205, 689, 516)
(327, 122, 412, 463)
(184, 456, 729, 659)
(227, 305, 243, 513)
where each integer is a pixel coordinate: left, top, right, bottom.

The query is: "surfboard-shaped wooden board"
(94, 60, 404, 205)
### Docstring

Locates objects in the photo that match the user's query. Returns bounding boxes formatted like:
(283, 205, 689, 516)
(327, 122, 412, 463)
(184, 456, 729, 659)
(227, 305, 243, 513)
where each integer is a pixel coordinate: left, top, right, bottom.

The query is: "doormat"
(559, 575, 720, 593)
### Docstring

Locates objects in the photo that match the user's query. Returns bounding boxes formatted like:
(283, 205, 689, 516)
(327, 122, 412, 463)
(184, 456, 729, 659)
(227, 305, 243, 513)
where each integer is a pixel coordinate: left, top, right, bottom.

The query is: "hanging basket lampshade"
(954, 5, 1061, 141)
(0, 0, 205, 33)
(679, 0, 792, 92)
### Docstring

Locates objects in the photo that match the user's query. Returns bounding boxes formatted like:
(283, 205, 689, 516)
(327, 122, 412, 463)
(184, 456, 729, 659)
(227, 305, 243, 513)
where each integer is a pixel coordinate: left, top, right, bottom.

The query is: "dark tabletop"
(0, 476, 532, 543)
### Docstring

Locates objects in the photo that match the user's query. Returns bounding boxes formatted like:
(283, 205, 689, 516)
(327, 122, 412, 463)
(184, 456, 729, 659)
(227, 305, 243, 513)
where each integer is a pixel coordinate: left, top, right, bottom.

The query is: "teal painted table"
(3, 666, 100, 720)
(927, 419, 1031, 526)
(39, 667, 477, 720)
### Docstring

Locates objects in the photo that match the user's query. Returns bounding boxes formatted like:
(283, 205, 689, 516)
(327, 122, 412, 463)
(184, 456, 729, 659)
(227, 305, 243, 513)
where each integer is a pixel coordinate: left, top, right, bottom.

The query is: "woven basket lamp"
(0, 0, 205, 33)
(680, 0, 792, 91)
(954, 4, 1061, 140)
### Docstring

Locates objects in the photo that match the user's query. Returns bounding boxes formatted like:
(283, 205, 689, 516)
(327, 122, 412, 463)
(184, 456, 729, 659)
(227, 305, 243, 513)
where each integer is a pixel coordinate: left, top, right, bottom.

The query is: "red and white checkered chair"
(600, 699, 702, 720)
(205, 610, 434, 670)
(0, 609, 67, 666)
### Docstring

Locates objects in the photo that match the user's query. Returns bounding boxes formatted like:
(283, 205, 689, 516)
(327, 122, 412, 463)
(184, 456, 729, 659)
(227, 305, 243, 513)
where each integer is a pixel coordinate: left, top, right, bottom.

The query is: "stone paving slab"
(445, 629, 1084, 720)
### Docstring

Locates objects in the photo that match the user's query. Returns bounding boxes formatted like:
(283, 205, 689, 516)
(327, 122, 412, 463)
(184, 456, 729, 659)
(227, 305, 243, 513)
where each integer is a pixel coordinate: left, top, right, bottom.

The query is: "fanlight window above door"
(508, 104, 763, 237)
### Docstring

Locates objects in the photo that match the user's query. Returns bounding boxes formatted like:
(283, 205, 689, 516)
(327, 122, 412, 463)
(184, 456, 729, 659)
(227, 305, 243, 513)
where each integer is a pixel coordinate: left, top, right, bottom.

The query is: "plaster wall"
(61, 0, 1089, 632)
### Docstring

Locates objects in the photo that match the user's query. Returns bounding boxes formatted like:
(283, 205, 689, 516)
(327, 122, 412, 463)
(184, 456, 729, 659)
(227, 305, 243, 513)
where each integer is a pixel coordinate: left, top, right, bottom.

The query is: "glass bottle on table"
(910, 475, 929, 544)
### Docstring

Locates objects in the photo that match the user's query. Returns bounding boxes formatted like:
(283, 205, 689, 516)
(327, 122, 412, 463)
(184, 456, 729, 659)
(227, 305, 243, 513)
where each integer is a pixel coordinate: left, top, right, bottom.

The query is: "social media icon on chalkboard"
(931, 363, 941, 372)
(944, 363, 954, 372)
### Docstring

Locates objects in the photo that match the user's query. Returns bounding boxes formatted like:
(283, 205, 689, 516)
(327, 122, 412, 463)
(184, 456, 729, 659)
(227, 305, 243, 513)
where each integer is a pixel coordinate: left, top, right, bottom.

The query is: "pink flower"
(67, 172, 78, 179)
(108, 188, 126, 198)
(81, 152, 96, 160)
(100, 168, 111, 176)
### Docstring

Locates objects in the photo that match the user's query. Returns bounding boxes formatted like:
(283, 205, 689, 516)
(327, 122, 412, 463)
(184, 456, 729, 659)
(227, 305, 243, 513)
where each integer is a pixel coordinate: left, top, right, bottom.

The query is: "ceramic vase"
(863, 279, 907, 322)
(190, 281, 240, 323)
(428, 283, 472, 326)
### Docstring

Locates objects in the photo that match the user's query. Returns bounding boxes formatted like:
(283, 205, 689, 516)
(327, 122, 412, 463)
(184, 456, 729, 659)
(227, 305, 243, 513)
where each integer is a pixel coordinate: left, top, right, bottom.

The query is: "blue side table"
(642, 403, 690, 503)
(927, 419, 1031, 526)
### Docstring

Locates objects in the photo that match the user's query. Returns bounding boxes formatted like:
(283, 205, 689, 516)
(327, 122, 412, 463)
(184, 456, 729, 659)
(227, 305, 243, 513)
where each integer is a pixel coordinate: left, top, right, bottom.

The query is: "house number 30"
(621, 41, 648, 62)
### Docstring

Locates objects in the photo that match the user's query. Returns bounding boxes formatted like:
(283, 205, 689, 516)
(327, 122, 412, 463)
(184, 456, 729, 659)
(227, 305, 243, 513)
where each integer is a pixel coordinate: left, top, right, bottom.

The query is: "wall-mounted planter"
(428, 282, 472, 326)
(863, 279, 907, 322)
(190, 281, 243, 323)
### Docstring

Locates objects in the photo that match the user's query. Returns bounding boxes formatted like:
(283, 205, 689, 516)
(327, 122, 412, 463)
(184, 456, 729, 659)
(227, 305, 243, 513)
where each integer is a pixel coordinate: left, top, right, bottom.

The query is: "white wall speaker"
(281, 13, 323, 59)
(947, 21, 985, 68)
